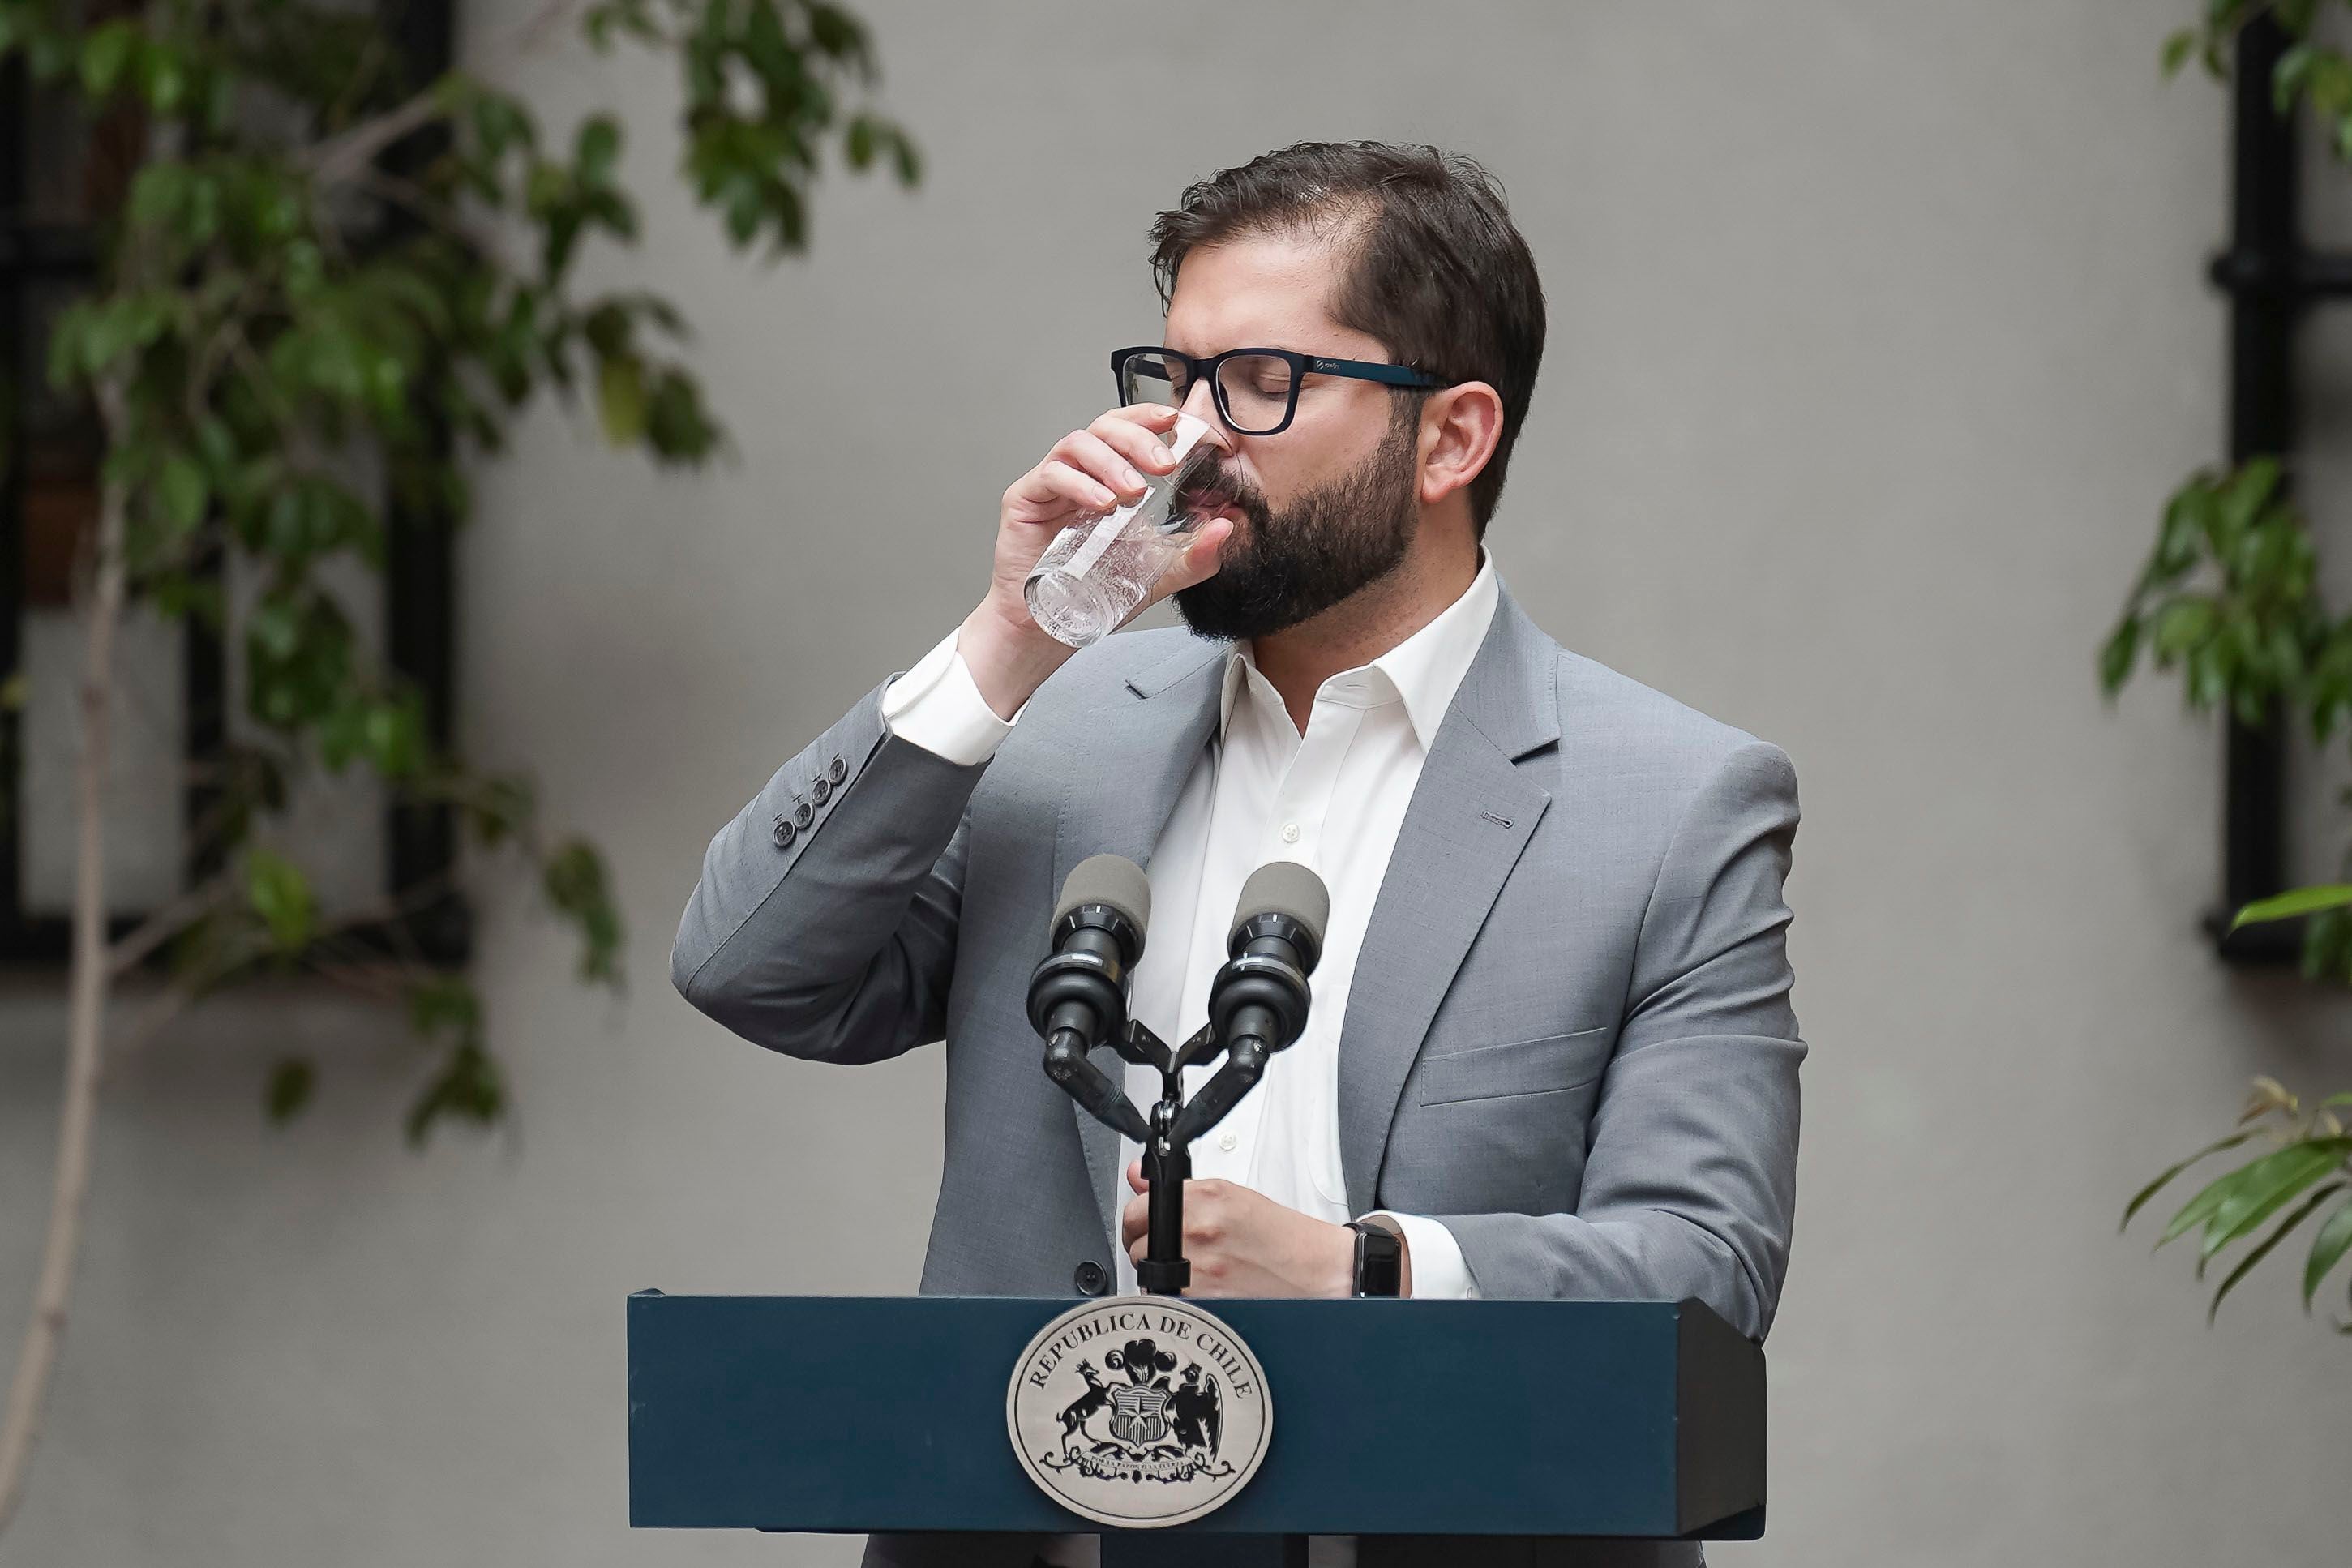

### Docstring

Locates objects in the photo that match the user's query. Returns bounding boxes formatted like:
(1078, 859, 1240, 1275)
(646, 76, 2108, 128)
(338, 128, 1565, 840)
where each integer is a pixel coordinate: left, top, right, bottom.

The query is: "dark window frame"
(2208, 17, 2335, 965)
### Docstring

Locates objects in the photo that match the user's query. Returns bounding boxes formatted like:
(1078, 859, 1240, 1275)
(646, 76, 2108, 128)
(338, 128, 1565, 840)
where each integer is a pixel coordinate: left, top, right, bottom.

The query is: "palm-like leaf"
(2303, 1193, 2352, 1310)
(2210, 1183, 2346, 1322)
(2191, 1140, 2352, 1268)
(2121, 1129, 2259, 1232)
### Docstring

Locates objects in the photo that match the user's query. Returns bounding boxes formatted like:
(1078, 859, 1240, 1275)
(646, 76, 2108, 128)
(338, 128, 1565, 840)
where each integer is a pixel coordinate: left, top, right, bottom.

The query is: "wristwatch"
(1347, 1216, 1404, 1298)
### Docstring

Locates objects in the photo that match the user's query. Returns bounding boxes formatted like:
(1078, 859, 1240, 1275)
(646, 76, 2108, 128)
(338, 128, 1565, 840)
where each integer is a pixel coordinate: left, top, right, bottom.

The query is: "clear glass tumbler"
(1023, 413, 1221, 648)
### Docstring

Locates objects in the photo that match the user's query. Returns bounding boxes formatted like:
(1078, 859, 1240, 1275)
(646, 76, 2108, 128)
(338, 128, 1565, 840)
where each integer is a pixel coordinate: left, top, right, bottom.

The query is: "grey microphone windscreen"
(1054, 854, 1152, 934)
(1232, 860, 1330, 955)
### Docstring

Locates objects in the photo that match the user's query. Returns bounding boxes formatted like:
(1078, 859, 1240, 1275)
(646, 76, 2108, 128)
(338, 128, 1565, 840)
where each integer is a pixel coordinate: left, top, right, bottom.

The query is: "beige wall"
(6, 2, 2352, 1563)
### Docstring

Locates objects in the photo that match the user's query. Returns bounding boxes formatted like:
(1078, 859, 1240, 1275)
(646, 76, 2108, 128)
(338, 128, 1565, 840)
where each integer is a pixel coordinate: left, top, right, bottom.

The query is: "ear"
(1416, 381, 1505, 510)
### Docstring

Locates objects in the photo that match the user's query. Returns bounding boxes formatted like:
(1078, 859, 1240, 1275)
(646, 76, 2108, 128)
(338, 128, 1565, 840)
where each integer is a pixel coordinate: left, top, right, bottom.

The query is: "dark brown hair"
(1147, 141, 1547, 535)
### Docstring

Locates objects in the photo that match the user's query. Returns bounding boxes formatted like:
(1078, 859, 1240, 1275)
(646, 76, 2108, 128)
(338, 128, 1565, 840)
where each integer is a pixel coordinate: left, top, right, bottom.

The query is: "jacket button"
(1073, 1260, 1109, 1297)
(772, 818, 796, 850)
(793, 800, 814, 829)
(829, 754, 847, 784)
(811, 776, 832, 805)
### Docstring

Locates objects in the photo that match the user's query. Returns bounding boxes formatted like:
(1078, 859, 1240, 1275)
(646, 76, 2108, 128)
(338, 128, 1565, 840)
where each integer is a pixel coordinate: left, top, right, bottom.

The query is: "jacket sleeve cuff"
(880, 629, 1020, 766)
(1373, 1211, 1480, 1300)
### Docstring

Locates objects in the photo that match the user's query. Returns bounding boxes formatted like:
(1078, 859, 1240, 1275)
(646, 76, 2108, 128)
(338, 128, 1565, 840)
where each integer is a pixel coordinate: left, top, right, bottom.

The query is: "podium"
(628, 1292, 1764, 1565)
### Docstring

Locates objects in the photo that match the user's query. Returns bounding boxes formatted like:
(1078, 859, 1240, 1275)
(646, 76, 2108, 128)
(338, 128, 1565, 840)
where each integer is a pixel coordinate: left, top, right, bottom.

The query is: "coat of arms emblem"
(1007, 1298, 1271, 1528)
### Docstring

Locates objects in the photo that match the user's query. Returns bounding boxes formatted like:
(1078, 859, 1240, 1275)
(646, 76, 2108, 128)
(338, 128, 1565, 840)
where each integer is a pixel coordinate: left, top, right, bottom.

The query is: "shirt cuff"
(880, 629, 1019, 766)
(1373, 1212, 1480, 1300)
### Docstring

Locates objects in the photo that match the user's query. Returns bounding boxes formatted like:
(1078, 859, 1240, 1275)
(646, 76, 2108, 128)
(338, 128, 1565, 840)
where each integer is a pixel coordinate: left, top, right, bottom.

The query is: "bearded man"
(671, 141, 1804, 1568)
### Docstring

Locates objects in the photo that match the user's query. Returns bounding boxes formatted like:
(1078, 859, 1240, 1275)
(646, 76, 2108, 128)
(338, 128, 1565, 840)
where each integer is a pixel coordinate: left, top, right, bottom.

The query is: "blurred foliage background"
(0, 0, 915, 1534)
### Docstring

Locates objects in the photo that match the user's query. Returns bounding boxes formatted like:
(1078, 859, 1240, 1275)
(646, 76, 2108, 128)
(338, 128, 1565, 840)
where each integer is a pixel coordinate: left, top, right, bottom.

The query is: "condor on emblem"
(1006, 1297, 1273, 1527)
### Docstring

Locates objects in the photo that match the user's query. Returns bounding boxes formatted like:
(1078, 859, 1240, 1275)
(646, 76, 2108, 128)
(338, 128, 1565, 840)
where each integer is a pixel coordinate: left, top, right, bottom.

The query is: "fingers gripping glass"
(1111, 346, 1442, 435)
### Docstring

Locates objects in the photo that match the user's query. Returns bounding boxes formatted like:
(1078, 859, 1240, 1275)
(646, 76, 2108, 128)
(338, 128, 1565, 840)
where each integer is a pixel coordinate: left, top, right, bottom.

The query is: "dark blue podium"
(628, 1292, 1764, 1563)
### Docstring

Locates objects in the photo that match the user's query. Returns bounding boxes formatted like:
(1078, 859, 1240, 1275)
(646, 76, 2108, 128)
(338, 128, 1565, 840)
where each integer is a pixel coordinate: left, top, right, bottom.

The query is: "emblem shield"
(1009, 1297, 1274, 1528)
(1107, 1384, 1171, 1446)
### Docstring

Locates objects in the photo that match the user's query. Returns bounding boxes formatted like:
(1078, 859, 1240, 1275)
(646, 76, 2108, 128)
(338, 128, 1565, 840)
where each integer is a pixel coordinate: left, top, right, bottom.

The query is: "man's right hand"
(956, 405, 1236, 720)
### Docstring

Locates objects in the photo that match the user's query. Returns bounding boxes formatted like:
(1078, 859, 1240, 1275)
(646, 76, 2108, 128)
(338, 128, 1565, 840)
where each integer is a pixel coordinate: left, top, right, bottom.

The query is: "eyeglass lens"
(1120, 352, 1297, 435)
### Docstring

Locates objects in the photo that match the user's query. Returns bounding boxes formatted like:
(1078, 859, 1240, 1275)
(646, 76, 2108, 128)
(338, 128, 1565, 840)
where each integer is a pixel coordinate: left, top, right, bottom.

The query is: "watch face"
(1353, 1223, 1403, 1297)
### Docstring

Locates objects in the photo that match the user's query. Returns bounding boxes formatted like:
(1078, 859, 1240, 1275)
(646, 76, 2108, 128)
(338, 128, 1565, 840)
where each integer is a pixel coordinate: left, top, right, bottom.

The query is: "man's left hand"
(1121, 1162, 1394, 1297)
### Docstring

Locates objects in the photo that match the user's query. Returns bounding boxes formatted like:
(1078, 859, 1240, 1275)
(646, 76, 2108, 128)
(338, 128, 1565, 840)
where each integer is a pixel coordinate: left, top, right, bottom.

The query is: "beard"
(1171, 401, 1420, 644)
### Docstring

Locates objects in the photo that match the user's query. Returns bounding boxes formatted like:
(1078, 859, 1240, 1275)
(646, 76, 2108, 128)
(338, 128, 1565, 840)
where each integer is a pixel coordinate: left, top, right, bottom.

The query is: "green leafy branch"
(2123, 1076, 2352, 1328)
(0, 0, 915, 1137)
(2166, 2, 2352, 158)
(0, 0, 919, 1532)
(2101, 9, 2352, 1336)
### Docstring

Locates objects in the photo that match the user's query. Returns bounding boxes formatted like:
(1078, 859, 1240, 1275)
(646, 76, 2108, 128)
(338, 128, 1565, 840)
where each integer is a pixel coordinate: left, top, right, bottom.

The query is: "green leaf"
(598, 354, 645, 444)
(2196, 1140, 2352, 1263)
(888, 128, 920, 186)
(542, 837, 622, 986)
(129, 163, 189, 229)
(361, 695, 426, 780)
(2230, 885, 2352, 929)
(159, 453, 209, 531)
(79, 19, 137, 97)
(243, 846, 315, 951)
(407, 975, 482, 1039)
(2152, 598, 2217, 659)
(2099, 615, 2142, 695)
(2303, 1193, 2352, 1309)
(2162, 1154, 2267, 1247)
(576, 114, 622, 184)
(806, 1, 869, 64)
(135, 40, 186, 114)
(2210, 1182, 2343, 1322)
(472, 90, 536, 160)
(2123, 1128, 2260, 1232)
(265, 1057, 316, 1123)
(2170, 28, 2205, 81)
(404, 1041, 505, 1147)
(2275, 42, 2316, 109)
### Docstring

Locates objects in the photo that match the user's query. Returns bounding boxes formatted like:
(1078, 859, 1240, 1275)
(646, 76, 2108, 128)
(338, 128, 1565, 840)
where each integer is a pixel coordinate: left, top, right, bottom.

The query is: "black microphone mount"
(1027, 857, 1328, 1297)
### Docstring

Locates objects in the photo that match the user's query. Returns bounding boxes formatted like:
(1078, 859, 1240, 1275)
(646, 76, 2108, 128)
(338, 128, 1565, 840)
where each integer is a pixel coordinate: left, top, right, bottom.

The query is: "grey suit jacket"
(671, 585, 1804, 1339)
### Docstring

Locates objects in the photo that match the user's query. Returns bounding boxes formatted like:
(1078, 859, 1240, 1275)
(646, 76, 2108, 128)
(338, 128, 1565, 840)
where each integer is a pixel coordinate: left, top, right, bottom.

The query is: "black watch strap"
(1347, 1218, 1404, 1298)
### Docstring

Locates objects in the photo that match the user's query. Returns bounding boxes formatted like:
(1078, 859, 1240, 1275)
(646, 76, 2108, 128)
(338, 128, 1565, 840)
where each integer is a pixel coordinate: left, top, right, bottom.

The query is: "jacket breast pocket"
(1413, 1025, 1612, 1107)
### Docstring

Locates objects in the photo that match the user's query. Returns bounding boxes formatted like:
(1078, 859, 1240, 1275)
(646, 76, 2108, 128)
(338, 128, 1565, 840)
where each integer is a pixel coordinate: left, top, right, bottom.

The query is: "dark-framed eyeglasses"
(1110, 345, 1443, 436)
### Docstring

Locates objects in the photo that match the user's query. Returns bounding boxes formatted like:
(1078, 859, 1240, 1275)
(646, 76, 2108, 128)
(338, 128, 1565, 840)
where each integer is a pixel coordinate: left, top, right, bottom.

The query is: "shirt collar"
(1216, 548, 1502, 751)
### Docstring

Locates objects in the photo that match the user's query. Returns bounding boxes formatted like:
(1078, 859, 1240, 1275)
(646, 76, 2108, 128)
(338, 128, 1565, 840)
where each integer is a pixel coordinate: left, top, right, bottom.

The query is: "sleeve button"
(793, 800, 814, 829)
(811, 777, 833, 805)
(829, 755, 847, 784)
(772, 818, 797, 850)
(1072, 1260, 1109, 1297)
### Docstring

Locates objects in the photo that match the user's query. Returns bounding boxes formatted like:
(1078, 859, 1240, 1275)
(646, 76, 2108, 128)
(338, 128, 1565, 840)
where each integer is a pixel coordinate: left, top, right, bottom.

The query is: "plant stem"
(0, 377, 131, 1535)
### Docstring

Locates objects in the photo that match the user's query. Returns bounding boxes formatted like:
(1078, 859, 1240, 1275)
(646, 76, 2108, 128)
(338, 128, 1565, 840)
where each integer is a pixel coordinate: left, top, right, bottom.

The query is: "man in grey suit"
(672, 142, 1800, 1568)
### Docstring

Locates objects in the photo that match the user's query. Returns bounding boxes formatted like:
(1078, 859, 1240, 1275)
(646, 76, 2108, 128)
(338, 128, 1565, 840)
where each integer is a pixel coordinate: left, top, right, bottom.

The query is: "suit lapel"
(1338, 593, 1561, 1215)
(1052, 635, 1231, 1245)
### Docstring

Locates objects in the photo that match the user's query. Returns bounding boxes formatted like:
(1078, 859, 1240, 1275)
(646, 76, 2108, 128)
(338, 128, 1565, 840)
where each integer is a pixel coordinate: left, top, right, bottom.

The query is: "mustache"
(1176, 463, 1270, 529)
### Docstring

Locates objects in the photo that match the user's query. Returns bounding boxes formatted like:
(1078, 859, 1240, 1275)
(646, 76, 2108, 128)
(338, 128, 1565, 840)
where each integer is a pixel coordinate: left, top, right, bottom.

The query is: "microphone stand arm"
(1124, 1019, 1240, 1298)
(1037, 1015, 1273, 1299)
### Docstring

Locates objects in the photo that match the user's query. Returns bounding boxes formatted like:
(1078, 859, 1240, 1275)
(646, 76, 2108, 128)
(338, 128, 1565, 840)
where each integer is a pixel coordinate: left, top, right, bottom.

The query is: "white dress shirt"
(880, 555, 1501, 1299)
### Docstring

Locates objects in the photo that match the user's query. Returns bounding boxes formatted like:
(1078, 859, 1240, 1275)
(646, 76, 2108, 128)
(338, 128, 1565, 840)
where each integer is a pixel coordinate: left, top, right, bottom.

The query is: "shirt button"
(1279, 822, 1300, 844)
(1218, 1131, 1238, 1152)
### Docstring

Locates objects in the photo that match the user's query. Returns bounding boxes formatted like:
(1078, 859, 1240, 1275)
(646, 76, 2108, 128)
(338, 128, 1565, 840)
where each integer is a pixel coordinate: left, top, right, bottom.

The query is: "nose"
(1178, 375, 1234, 451)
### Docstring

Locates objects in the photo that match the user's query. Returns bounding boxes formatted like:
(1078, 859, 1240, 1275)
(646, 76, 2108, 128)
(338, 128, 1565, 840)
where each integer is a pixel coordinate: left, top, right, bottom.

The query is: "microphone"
(1027, 855, 1153, 1142)
(1172, 862, 1328, 1146)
